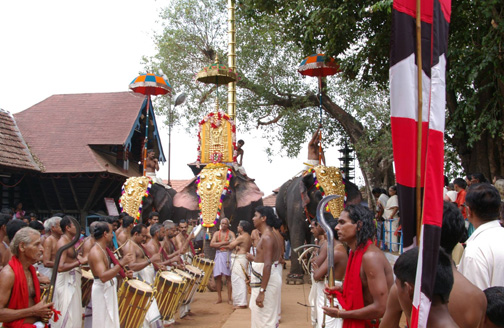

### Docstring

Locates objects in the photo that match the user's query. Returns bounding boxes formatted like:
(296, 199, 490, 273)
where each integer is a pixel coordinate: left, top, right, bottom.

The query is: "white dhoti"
(305, 159, 320, 170)
(52, 268, 82, 328)
(134, 264, 162, 328)
(146, 172, 172, 189)
(92, 278, 120, 328)
(309, 273, 318, 327)
(37, 263, 52, 280)
(273, 262, 282, 321)
(316, 280, 343, 328)
(249, 262, 282, 328)
(231, 253, 248, 307)
(83, 299, 93, 328)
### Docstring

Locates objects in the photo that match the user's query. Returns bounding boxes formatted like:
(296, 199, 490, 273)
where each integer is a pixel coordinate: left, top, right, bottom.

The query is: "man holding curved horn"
(0, 227, 54, 327)
(53, 216, 87, 328)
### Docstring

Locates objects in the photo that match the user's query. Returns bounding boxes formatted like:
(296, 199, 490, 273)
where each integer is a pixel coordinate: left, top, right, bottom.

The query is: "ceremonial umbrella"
(298, 53, 341, 164)
(298, 53, 340, 123)
(129, 73, 172, 176)
(196, 55, 237, 111)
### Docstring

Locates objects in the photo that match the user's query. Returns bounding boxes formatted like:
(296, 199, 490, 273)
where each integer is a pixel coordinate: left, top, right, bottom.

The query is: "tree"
(144, 0, 396, 194)
(240, 0, 504, 180)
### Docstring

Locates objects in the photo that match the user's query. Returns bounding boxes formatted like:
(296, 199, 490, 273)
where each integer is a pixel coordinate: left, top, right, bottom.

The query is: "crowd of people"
(0, 172, 503, 328)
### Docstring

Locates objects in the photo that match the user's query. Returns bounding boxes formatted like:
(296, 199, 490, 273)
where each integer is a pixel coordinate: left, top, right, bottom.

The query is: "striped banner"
(390, 0, 451, 327)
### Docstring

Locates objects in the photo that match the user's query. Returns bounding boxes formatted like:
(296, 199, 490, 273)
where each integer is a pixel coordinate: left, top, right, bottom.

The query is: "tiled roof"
(14, 92, 147, 174)
(162, 179, 195, 192)
(263, 193, 277, 207)
(0, 108, 40, 171)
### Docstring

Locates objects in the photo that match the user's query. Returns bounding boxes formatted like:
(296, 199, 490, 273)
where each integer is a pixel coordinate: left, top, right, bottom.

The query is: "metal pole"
(168, 97, 172, 186)
(143, 96, 151, 176)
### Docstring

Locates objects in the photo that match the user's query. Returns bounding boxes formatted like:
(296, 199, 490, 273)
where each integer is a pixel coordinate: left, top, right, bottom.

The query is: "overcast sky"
(0, 0, 363, 196)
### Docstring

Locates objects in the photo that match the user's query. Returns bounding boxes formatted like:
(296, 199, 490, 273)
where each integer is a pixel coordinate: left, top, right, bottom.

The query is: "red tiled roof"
(263, 193, 277, 207)
(162, 179, 195, 192)
(14, 92, 146, 174)
(0, 109, 40, 171)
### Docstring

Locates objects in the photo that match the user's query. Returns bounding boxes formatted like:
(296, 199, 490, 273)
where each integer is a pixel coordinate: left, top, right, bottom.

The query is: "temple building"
(1, 91, 165, 222)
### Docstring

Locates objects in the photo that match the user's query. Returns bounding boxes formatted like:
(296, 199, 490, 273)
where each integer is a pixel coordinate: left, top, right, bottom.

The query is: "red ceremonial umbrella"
(129, 73, 172, 176)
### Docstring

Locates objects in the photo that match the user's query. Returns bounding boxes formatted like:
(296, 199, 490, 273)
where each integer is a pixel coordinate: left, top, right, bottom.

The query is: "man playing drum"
(174, 220, 197, 264)
(122, 224, 163, 328)
(161, 221, 183, 266)
(88, 222, 133, 328)
(210, 218, 235, 305)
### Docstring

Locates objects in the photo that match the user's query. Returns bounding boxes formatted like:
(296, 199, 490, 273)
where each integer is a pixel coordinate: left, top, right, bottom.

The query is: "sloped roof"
(162, 179, 194, 192)
(0, 108, 40, 171)
(263, 193, 277, 207)
(14, 92, 152, 174)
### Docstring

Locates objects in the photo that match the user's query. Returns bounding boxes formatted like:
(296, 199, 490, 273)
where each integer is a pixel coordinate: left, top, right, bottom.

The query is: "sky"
(0, 0, 363, 197)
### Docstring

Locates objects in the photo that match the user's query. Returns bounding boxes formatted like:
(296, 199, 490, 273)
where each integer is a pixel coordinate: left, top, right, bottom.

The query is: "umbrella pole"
(143, 95, 151, 176)
(318, 76, 323, 165)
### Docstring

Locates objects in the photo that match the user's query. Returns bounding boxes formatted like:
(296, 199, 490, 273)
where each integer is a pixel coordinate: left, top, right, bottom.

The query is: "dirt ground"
(174, 261, 323, 327)
(174, 259, 407, 327)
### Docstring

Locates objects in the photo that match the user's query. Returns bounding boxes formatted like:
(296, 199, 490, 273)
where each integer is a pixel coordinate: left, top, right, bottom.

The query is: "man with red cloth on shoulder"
(323, 205, 394, 328)
(0, 227, 54, 327)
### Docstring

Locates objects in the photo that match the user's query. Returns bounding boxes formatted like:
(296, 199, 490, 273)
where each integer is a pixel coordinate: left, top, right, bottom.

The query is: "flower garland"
(196, 164, 233, 228)
(309, 168, 347, 212)
(196, 111, 237, 163)
(118, 178, 152, 224)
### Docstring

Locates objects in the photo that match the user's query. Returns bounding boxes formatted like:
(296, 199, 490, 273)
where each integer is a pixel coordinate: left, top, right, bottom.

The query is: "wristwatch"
(259, 287, 266, 293)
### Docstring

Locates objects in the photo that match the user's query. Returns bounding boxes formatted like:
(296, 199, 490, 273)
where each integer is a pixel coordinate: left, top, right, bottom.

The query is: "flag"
(390, 0, 451, 327)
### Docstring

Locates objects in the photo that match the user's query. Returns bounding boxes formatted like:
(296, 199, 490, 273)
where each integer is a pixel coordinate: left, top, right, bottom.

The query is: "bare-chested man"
(307, 126, 326, 167)
(225, 220, 253, 309)
(116, 215, 134, 246)
(81, 221, 99, 259)
(311, 216, 348, 328)
(250, 228, 260, 256)
(210, 218, 235, 304)
(323, 205, 393, 327)
(54, 216, 87, 328)
(88, 221, 134, 328)
(247, 206, 282, 328)
(0, 214, 12, 271)
(41, 216, 62, 279)
(308, 218, 327, 326)
(0, 227, 55, 327)
(122, 224, 163, 328)
(174, 220, 196, 264)
(144, 224, 182, 271)
(161, 221, 182, 265)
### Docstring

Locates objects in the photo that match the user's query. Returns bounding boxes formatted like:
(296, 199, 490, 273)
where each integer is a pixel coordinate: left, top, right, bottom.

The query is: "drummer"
(144, 224, 181, 270)
(162, 220, 182, 265)
(88, 221, 134, 328)
(80, 221, 99, 259)
(174, 220, 197, 264)
(116, 216, 134, 247)
(122, 224, 163, 328)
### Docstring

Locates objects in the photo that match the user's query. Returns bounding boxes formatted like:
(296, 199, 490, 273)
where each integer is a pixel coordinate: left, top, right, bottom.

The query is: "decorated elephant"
(119, 176, 177, 223)
(275, 166, 362, 283)
(172, 164, 263, 256)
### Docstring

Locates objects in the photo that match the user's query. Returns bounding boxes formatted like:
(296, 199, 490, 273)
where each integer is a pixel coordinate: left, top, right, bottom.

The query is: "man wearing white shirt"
(458, 183, 504, 290)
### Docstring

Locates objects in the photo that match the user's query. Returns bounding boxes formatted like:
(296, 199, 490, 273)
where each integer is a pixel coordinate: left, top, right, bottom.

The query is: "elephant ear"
(173, 178, 199, 211)
(299, 174, 315, 208)
(234, 174, 264, 208)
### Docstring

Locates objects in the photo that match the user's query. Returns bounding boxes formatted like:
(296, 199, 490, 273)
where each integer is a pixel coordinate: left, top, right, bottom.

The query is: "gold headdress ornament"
(196, 163, 233, 228)
(312, 165, 346, 218)
(119, 176, 153, 224)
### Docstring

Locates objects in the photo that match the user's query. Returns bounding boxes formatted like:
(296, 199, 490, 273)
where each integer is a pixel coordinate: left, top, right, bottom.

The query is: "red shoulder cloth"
(335, 239, 373, 328)
(3, 256, 41, 328)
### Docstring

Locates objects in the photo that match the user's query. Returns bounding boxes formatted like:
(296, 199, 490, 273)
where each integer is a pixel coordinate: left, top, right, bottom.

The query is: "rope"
(0, 174, 26, 188)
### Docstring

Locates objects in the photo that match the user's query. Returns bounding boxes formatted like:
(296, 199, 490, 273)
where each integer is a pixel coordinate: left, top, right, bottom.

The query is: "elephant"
(141, 183, 177, 223)
(172, 168, 264, 258)
(275, 170, 362, 282)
